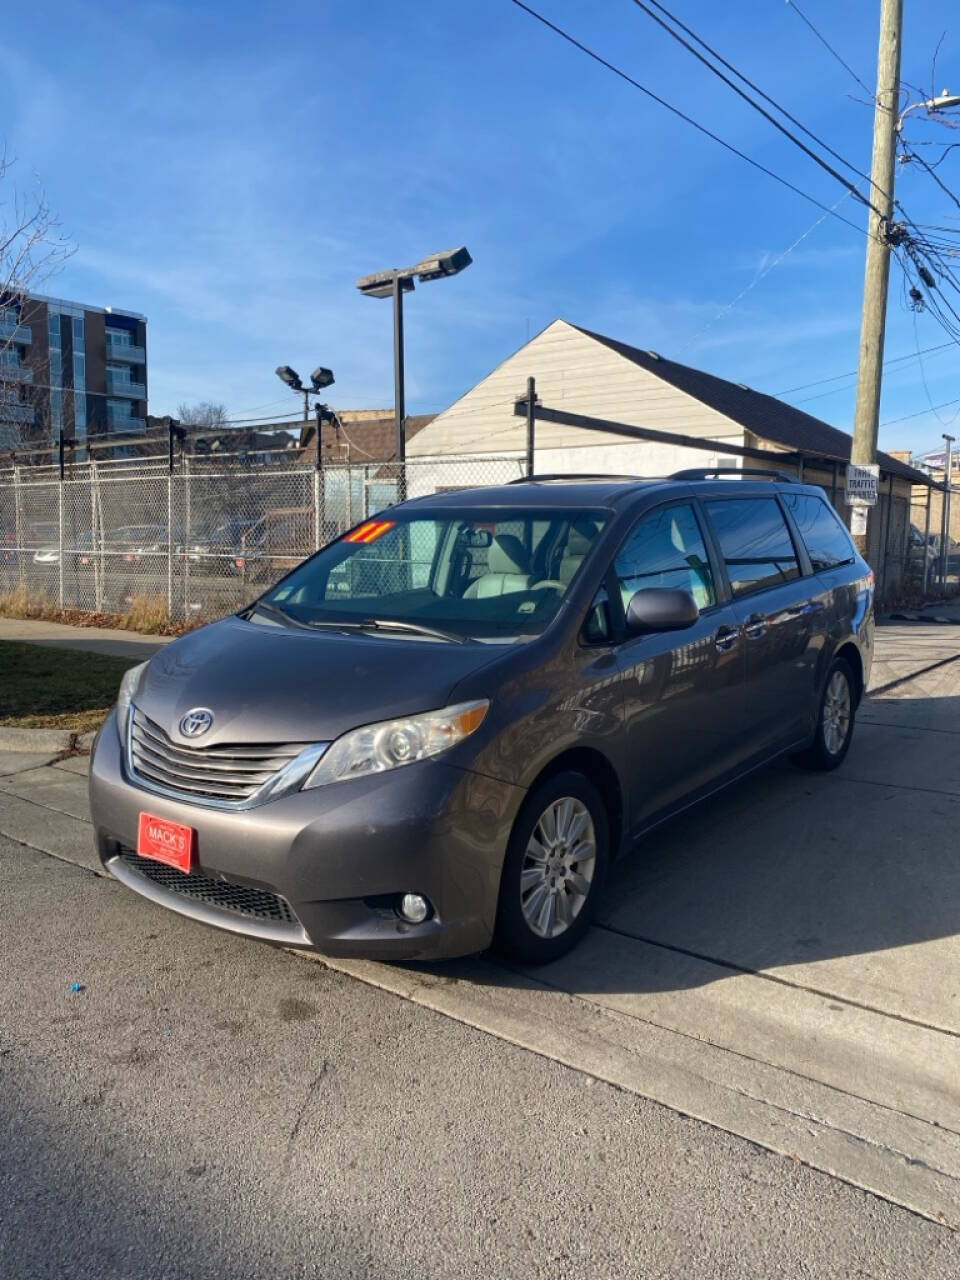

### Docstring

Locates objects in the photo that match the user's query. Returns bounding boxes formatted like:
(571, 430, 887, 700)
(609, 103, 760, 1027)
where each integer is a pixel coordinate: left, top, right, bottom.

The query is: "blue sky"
(2, 0, 959, 454)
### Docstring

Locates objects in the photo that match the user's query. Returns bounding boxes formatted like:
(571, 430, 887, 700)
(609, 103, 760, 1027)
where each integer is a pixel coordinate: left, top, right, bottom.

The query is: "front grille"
(130, 708, 305, 805)
(118, 848, 296, 924)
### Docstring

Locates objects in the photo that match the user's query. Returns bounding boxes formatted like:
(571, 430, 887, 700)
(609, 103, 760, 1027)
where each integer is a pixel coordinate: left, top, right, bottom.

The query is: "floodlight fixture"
(310, 366, 335, 391)
(276, 365, 303, 390)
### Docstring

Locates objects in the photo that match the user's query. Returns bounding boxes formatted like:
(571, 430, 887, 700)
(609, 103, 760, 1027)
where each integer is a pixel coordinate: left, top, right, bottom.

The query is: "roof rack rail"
(509, 473, 644, 484)
(670, 467, 797, 483)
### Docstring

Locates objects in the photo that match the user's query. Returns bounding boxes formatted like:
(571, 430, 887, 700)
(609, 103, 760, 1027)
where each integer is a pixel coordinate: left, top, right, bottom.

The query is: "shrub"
(120, 595, 171, 634)
(0, 585, 59, 620)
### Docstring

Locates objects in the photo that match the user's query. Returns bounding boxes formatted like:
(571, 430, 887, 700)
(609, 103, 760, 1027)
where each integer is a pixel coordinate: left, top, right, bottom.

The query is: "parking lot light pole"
(356, 247, 472, 503)
(276, 365, 335, 448)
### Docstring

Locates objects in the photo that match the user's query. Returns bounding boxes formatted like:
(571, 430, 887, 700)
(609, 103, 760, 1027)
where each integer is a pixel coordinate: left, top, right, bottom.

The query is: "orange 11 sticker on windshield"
(345, 520, 396, 544)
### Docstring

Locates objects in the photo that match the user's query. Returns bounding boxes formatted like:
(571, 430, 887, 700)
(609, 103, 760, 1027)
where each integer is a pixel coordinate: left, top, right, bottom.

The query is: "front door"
(611, 500, 746, 833)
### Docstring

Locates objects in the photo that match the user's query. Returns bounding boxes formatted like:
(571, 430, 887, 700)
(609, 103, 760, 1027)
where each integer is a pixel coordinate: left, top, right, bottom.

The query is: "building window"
(74, 392, 87, 438)
(72, 315, 84, 345)
(49, 314, 61, 348)
(105, 326, 133, 347)
(73, 352, 86, 385)
(51, 388, 63, 432)
(50, 350, 62, 380)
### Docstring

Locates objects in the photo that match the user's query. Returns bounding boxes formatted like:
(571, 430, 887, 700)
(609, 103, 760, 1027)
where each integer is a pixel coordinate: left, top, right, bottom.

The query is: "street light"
(897, 89, 960, 132)
(275, 364, 335, 443)
(356, 246, 472, 497)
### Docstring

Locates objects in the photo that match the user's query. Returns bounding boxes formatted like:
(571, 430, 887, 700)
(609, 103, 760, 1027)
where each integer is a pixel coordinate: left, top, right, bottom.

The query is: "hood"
(134, 615, 505, 746)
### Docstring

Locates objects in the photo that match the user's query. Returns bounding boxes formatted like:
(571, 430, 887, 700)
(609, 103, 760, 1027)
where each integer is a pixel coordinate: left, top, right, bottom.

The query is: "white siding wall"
(408, 319, 749, 459)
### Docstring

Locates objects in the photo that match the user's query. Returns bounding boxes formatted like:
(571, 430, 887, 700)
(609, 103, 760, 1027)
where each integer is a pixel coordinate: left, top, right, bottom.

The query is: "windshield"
(253, 507, 609, 640)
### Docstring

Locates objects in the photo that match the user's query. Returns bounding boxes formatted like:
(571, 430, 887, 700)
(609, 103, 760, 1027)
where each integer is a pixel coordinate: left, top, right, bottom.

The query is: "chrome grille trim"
(127, 707, 329, 811)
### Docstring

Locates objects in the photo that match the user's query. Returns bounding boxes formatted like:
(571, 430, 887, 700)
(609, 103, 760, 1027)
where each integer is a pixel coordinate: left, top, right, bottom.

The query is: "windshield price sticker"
(845, 463, 879, 507)
(345, 520, 396, 544)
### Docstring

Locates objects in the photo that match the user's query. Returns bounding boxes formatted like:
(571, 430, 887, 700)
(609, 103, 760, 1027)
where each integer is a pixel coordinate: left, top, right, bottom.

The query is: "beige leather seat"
(464, 534, 532, 598)
(558, 521, 599, 584)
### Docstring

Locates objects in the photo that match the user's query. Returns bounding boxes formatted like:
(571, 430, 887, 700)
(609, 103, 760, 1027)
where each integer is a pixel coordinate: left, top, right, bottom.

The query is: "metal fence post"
(91, 458, 104, 612)
(13, 465, 24, 586)
(57, 431, 65, 608)
(526, 376, 536, 477)
(922, 481, 932, 596)
(880, 473, 893, 599)
(314, 412, 323, 551)
(183, 455, 192, 618)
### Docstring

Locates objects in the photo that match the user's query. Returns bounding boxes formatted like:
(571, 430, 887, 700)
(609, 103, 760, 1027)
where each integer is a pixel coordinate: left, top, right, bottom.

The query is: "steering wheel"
(530, 579, 564, 592)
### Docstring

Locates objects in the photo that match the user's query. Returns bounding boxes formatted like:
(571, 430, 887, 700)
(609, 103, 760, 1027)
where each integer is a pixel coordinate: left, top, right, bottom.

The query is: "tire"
(793, 657, 856, 772)
(493, 770, 609, 965)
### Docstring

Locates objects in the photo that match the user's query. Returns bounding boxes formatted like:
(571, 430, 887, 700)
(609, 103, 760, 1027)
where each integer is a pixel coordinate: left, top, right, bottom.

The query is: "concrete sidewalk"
(0, 616, 171, 659)
(1, 622, 959, 1228)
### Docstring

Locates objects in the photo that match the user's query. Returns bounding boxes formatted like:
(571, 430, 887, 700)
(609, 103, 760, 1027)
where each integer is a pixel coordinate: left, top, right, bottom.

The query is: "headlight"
(116, 662, 147, 741)
(302, 699, 489, 790)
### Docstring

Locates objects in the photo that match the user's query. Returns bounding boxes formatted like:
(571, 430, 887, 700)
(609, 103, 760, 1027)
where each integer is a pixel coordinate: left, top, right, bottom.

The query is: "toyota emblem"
(179, 708, 214, 738)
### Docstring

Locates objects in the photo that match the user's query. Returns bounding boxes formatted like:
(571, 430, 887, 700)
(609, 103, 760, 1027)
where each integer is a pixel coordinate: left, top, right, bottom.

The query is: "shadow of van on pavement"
(445, 694, 960, 1031)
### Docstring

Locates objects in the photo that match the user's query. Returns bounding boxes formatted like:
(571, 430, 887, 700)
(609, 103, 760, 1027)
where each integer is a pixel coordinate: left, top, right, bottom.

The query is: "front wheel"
(793, 657, 856, 772)
(493, 771, 609, 965)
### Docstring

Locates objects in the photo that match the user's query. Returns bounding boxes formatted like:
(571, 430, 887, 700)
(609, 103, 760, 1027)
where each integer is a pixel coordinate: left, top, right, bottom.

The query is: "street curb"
(0, 726, 74, 752)
(883, 611, 960, 625)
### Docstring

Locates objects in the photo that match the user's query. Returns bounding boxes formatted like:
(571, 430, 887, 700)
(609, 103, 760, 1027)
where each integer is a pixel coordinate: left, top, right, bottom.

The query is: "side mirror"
(625, 587, 699, 635)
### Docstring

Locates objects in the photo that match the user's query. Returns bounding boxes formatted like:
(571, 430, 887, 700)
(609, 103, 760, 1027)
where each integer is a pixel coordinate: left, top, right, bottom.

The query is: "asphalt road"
(1, 835, 956, 1280)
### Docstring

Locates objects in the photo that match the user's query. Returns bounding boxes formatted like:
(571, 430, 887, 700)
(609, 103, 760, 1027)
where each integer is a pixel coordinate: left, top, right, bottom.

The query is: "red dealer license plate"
(137, 812, 196, 873)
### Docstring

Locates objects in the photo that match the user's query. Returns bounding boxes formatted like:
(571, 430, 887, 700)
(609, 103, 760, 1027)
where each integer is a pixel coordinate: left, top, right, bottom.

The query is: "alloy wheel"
(822, 670, 852, 756)
(520, 796, 597, 939)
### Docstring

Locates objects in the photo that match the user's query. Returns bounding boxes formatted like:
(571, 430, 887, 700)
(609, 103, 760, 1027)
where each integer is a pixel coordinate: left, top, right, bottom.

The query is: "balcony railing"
(106, 373, 147, 398)
(105, 414, 146, 434)
(0, 400, 35, 424)
(0, 363, 34, 383)
(105, 337, 146, 363)
(0, 319, 32, 344)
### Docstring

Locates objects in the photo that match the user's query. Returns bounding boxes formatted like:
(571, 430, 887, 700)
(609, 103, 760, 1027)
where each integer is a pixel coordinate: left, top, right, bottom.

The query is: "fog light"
(399, 893, 431, 924)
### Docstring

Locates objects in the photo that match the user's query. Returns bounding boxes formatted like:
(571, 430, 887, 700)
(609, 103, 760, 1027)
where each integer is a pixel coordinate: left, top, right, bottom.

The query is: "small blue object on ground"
(70, 982, 85, 994)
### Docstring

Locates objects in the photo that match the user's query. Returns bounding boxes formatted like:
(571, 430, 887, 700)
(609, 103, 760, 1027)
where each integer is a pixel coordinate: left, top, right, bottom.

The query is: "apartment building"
(0, 292, 147, 452)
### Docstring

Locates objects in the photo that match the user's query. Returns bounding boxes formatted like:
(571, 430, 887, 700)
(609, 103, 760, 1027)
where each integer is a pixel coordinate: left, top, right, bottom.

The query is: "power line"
(784, 0, 874, 98)
(776, 341, 955, 397)
(630, 0, 882, 212)
(912, 308, 960, 429)
(680, 188, 857, 354)
(880, 396, 960, 427)
(901, 142, 960, 214)
(506, 0, 869, 235)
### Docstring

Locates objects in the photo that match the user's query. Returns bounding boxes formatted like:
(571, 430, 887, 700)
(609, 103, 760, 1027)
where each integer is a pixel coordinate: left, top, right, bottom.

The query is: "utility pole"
(850, 0, 903, 554)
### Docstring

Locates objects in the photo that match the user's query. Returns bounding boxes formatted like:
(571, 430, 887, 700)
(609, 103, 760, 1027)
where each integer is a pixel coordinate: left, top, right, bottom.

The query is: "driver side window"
(614, 504, 716, 612)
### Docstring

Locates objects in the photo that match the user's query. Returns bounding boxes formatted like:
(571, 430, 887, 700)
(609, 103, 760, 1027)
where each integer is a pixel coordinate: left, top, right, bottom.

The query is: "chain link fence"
(0, 453, 526, 621)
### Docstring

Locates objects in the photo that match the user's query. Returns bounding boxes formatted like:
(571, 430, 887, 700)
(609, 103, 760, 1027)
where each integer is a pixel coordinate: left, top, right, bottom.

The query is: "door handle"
(744, 613, 767, 640)
(715, 626, 738, 652)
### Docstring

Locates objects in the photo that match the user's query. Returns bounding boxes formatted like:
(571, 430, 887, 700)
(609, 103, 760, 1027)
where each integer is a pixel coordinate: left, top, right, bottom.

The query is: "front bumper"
(89, 711, 524, 960)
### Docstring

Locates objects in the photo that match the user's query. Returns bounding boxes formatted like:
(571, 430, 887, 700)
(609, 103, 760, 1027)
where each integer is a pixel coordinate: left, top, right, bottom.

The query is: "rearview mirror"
(625, 588, 699, 635)
(459, 528, 492, 549)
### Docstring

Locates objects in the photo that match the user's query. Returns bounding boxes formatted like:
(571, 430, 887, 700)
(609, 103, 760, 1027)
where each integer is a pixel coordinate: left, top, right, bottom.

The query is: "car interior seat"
(463, 533, 533, 598)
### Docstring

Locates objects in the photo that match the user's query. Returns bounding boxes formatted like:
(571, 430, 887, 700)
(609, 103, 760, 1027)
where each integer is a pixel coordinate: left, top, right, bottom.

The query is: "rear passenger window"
(614, 503, 716, 611)
(782, 493, 855, 571)
(704, 498, 800, 597)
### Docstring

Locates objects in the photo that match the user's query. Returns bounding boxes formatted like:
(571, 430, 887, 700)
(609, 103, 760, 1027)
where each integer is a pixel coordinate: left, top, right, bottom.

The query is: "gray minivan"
(89, 472, 874, 964)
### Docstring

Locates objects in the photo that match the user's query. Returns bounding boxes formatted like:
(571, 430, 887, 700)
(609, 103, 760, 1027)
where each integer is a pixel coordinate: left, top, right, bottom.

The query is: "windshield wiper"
(242, 600, 312, 630)
(365, 618, 468, 644)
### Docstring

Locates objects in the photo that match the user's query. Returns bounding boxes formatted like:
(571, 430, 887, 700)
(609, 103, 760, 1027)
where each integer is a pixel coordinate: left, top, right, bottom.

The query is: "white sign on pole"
(850, 506, 868, 537)
(845, 463, 879, 506)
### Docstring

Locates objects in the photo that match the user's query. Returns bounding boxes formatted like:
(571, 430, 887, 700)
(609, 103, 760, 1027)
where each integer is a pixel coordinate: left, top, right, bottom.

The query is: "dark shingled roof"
(571, 324, 930, 486)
